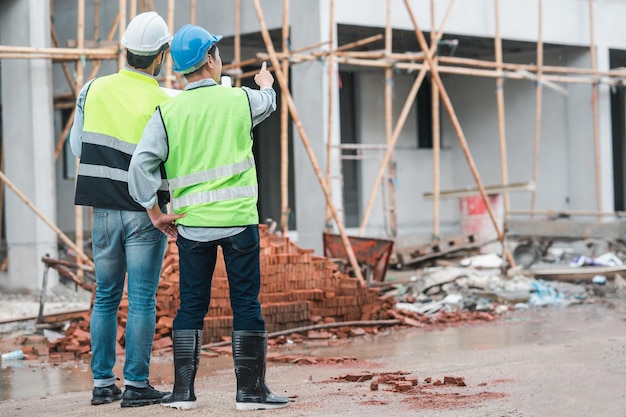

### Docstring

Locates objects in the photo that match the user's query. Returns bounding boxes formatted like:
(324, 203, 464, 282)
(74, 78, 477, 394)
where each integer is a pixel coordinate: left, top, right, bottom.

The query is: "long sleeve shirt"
(128, 78, 276, 242)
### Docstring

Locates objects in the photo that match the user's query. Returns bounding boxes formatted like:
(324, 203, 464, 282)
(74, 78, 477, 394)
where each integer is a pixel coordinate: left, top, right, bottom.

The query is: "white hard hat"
(121, 11, 171, 56)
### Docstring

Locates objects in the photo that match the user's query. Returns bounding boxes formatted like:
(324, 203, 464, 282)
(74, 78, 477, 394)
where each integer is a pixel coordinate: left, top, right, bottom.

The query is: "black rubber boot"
(161, 329, 202, 410)
(232, 330, 289, 411)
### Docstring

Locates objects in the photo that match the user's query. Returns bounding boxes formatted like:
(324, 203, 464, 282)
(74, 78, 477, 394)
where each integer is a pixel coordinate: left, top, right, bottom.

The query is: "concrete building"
(1, 0, 625, 289)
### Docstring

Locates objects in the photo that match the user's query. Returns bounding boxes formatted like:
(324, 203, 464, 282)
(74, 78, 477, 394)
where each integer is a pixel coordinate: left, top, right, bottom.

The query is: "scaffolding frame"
(0, 0, 625, 275)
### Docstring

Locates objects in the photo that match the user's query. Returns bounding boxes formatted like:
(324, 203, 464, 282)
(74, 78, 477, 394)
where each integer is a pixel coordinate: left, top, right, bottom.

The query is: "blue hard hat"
(171, 24, 222, 74)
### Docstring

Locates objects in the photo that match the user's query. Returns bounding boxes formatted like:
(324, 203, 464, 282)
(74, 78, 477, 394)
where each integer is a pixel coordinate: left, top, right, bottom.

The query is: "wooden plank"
(506, 219, 626, 240)
(528, 265, 626, 281)
(423, 182, 534, 200)
(0, 309, 89, 325)
(392, 235, 481, 267)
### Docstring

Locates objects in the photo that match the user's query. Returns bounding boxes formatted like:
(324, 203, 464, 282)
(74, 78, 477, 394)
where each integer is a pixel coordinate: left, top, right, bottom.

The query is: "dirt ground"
(1, 298, 625, 417)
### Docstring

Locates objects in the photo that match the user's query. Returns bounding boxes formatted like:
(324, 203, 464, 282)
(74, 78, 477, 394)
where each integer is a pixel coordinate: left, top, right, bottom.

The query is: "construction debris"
(4, 228, 626, 365)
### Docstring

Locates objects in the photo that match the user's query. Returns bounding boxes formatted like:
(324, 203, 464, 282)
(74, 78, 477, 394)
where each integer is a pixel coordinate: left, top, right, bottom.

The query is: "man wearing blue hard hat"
(128, 24, 289, 411)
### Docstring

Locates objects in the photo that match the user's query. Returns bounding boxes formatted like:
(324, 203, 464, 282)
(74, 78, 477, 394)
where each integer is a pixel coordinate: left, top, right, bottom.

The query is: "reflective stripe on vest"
(75, 70, 170, 210)
(160, 85, 258, 227)
(78, 163, 169, 192)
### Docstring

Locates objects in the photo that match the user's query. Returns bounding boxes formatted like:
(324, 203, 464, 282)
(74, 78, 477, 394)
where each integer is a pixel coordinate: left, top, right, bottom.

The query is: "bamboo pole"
(76, 0, 86, 280)
(382, 0, 398, 239)
(431, 0, 441, 239)
(324, 0, 335, 233)
(436, 55, 617, 77)
(54, 13, 120, 160)
(394, 61, 606, 86)
(54, 109, 75, 159)
(402, 0, 515, 267)
(509, 209, 626, 217)
(118, 0, 127, 70)
(252, 0, 365, 285)
(280, 0, 290, 234)
(0, 170, 93, 267)
(0, 45, 116, 58)
(530, 0, 544, 217)
(359, 0, 456, 236)
(164, 0, 174, 88)
(94, 0, 100, 43)
(589, 0, 602, 216)
(494, 0, 511, 215)
(50, 23, 77, 97)
(190, 0, 196, 25)
(129, 0, 136, 19)
(234, 0, 241, 87)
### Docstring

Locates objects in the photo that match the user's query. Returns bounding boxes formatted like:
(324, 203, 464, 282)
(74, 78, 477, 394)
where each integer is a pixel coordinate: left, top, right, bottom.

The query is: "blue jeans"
(173, 225, 265, 332)
(89, 208, 167, 388)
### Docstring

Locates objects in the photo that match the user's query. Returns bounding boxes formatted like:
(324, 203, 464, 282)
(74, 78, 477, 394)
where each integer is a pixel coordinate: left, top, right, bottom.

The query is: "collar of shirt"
(185, 78, 218, 90)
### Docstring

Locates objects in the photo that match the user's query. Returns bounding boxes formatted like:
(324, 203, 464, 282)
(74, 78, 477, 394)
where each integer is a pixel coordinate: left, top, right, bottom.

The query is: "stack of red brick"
(47, 225, 384, 359)
(155, 225, 382, 345)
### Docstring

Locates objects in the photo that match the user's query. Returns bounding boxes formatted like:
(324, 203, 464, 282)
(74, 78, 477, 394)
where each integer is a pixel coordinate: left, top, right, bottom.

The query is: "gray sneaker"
(120, 384, 170, 408)
(91, 384, 122, 405)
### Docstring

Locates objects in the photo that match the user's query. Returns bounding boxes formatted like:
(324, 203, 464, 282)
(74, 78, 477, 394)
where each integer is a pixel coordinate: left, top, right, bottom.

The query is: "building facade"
(1, 0, 625, 289)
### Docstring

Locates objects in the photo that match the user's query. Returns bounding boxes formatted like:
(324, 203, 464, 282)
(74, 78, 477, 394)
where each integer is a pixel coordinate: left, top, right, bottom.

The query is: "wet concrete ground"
(1, 298, 625, 417)
(0, 311, 536, 401)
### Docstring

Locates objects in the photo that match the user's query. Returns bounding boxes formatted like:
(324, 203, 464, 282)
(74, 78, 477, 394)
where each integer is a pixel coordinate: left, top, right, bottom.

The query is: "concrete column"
(595, 6, 615, 213)
(290, 1, 342, 253)
(0, 0, 58, 290)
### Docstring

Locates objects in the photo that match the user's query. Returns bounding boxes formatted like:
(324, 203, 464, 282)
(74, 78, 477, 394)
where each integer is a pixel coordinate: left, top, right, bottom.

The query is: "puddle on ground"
(0, 303, 620, 401)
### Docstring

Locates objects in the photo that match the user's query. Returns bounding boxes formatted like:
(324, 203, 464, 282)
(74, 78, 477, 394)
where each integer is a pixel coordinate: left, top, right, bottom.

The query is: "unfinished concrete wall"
(0, 0, 58, 290)
(43, 0, 626, 256)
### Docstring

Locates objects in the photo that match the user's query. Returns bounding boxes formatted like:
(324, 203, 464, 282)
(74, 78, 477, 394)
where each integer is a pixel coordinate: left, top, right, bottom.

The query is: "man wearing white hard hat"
(128, 24, 289, 411)
(69, 11, 183, 408)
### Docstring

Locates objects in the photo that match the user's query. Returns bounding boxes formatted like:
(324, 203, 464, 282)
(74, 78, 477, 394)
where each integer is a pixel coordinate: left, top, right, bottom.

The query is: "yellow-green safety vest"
(75, 69, 170, 210)
(160, 84, 259, 227)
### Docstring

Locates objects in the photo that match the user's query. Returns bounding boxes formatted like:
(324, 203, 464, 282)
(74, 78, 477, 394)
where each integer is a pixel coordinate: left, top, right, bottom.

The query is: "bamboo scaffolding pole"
(94, 0, 100, 42)
(395, 61, 614, 86)
(383, 0, 398, 239)
(75, 0, 86, 280)
(50, 24, 77, 97)
(324, 0, 335, 233)
(431, 0, 441, 238)
(589, 0, 602, 216)
(76, 0, 85, 93)
(331, 34, 384, 54)
(0, 170, 93, 267)
(280, 0, 290, 233)
(53, 110, 75, 159)
(255, 37, 380, 63)
(402, 0, 515, 267)
(53, 13, 121, 160)
(118, 0, 127, 70)
(164, 0, 174, 88)
(252, 0, 365, 285)
(494, 0, 510, 214)
(225, 41, 331, 76)
(334, 51, 385, 59)
(129, 0, 137, 19)
(234, 0, 241, 87)
(436, 55, 619, 77)
(509, 209, 626, 217)
(190, 0, 196, 25)
(0, 45, 117, 59)
(359, 0, 456, 236)
(530, 0, 544, 217)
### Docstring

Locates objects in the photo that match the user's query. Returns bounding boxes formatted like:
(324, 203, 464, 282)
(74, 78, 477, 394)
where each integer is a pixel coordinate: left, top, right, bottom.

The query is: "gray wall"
(0, 0, 58, 290)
